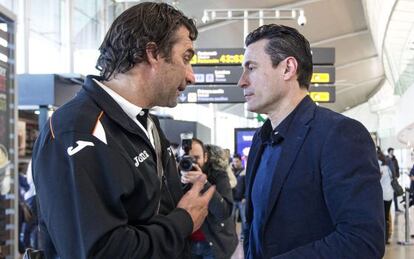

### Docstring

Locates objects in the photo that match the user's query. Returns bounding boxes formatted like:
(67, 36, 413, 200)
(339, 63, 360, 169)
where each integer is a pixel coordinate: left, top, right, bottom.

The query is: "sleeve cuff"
(166, 208, 194, 237)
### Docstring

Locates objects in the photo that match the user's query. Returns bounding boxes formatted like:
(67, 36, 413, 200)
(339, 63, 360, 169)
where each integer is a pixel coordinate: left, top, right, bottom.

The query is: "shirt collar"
(93, 78, 145, 124)
(259, 96, 308, 145)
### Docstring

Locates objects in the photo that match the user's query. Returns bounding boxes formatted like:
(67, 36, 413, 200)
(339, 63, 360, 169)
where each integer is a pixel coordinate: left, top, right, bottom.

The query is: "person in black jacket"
(387, 147, 402, 212)
(231, 153, 246, 240)
(31, 2, 215, 258)
(181, 138, 238, 259)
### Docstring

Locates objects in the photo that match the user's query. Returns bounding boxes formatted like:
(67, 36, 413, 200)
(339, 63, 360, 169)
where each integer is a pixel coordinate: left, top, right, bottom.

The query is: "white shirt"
(93, 79, 155, 149)
(24, 160, 36, 200)
(379, 160, 393, 201)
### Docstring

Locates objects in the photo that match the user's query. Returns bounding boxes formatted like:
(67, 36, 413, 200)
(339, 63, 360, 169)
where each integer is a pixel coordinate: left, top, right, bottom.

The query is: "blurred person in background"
(223, 148, 237, 189)
(231, 153, 247, 241)
(387, 147, 402, 212)
(22, 160, 39, 250)
(181, 138, 238, 259)
(377, 148, 393, 244)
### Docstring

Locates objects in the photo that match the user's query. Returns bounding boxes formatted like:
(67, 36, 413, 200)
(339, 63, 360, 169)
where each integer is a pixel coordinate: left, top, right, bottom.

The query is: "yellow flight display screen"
(190, 49, 245, 65)
(310, 92, 330, 102)
(191, 54, 244, 65)
(311, 73, 330, 83)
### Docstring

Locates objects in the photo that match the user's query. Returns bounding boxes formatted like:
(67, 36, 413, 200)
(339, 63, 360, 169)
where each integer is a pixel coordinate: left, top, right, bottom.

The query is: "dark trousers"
(393, 192, 400, 211)
(384, 200, 392, 242)
(191, 240, 215, 259)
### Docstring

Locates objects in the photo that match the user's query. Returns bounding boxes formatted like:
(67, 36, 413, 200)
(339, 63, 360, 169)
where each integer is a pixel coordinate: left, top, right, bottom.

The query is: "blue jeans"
(191, 240, 215, 259)
(233, 200, 247, 238)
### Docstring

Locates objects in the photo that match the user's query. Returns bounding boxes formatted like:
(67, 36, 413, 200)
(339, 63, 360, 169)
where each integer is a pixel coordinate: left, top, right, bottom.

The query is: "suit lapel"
(262, 98, 316, 227)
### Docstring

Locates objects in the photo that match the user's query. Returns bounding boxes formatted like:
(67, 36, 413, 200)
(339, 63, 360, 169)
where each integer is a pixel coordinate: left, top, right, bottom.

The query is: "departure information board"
(190, 49, 244, 65)
(309, 86, 336, 103)
(193, 65, 335, 85)
(186, 48, 335, 103)
(190, 48, 335, 66)
(178, 86, 244, 103)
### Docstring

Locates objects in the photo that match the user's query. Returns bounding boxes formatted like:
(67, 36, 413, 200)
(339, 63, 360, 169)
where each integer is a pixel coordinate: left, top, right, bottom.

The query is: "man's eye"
(184, 56, 192, 63)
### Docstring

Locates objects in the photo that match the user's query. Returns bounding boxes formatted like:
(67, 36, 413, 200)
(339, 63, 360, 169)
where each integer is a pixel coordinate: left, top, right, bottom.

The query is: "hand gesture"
(177, 174, 215, 232)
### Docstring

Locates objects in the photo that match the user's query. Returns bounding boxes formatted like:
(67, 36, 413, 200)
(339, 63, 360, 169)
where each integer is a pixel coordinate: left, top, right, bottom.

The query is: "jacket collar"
(82, 75, 152, 146)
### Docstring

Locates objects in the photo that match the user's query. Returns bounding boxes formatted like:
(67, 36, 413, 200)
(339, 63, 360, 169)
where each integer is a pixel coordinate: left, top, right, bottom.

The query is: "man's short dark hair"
(192, 138, 206, 154)
(233, 153, 242, 160)
(245, 24, 313, 89)
(387, 147, 394, 153)
(96, 2, 198, 80)
(377, 148, 386, 165)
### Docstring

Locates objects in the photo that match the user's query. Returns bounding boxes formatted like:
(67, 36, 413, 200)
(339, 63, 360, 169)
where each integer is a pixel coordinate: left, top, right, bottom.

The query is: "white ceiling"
(383, 0, 414, 95)
(120, 0, 384, 113)
(167, 0, 384, 113)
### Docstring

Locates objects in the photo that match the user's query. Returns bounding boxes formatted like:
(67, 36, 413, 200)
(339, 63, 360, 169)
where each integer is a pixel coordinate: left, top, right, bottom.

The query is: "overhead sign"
(311, 66, 335, 84)
(190, 49, 244, 65)
(309, 86, 335, 103)
(178, 85, 335, 104)
(190, 48, 335, 66)
(194, 66, 242, 84)
(178, 85, 244, 103)
(311, 48, 335, 65)
(194, 65, 335, 85)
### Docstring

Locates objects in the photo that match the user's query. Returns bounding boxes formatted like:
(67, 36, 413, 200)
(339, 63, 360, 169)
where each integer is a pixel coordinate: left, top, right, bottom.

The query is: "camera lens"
(179, 155, 194, 171)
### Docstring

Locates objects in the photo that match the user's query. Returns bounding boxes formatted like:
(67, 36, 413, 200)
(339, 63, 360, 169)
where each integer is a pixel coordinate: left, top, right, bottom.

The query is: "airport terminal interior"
(0, 0, 414, 258)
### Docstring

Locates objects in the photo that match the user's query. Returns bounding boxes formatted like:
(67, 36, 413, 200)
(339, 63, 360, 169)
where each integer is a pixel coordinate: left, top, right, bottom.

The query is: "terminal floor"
(231, 207, 414, 259)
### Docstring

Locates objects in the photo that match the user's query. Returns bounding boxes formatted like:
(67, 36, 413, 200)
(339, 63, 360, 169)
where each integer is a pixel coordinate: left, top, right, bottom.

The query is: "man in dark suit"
(387, 147, 402, 212)
(238, 24, 384, 259)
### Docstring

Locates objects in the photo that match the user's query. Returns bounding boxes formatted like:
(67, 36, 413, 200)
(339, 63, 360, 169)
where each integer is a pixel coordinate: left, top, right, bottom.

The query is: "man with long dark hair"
(32, 3, 214, 258)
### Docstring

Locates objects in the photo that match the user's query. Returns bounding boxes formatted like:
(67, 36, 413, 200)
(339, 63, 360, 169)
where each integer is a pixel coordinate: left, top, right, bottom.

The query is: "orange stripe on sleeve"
(49, 114, 55, 139)
(92, 111, 104, 133)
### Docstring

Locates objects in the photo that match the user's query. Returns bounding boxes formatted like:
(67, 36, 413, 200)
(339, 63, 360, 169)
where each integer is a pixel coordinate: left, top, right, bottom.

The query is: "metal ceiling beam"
(367, 77, 387, 100)
(336, 54, 379, 70)
(197, 0, 323, 32)
(336, 76, 384, 94)
(310, 29, 369, 46)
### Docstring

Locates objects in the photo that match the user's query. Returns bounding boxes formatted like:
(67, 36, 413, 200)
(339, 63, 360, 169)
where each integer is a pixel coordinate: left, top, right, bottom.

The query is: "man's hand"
(177, 174, 215, 233)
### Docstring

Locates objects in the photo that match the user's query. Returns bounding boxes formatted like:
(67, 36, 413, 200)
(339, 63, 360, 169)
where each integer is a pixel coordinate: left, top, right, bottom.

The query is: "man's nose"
(238, 72, 248, 88)
(186, 65, 195, 85)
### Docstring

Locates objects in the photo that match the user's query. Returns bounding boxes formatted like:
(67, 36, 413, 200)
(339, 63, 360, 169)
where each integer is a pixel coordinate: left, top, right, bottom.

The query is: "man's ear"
(145, 42, 159, 65)
(283, 57, 298, 81)
(203, 152, 208, 164)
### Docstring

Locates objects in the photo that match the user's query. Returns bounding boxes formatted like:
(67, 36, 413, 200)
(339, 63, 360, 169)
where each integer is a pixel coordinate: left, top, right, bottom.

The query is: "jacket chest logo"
(67, 140, 94, 156)
(134, 150, 150, 167)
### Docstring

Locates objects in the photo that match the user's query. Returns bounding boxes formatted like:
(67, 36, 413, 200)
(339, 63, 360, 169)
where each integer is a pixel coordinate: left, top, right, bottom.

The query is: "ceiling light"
(201, 11, 210, 23)
(297, 10, 307, 26)
(114, 0, 140, 3)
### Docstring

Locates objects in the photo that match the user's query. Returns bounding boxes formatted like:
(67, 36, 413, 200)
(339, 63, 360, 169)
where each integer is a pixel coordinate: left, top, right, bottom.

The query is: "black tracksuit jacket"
(32, 75, 193, 258)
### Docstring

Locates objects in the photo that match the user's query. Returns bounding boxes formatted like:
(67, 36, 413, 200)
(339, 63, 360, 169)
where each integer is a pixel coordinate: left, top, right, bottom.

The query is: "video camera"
(178, 133, 196, 172)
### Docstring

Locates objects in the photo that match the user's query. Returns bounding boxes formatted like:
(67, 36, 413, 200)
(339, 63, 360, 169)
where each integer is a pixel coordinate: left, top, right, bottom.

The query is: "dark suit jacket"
(244, 96, 385, 259)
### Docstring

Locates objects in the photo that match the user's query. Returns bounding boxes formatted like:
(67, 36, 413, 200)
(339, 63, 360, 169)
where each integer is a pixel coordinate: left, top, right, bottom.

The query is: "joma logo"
(134, 150, 150, 167)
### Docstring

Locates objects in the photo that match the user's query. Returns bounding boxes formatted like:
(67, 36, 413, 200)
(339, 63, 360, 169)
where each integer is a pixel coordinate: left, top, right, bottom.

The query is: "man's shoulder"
(313, 106, 367, 131)
(51, 91, 103, 136)
(314, 105, 347, 122)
